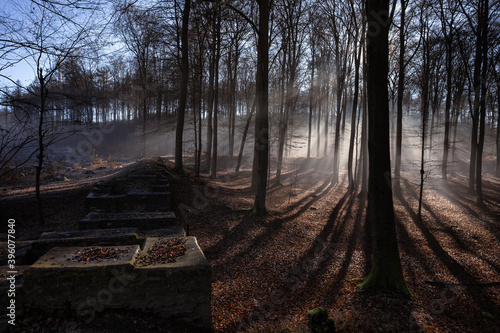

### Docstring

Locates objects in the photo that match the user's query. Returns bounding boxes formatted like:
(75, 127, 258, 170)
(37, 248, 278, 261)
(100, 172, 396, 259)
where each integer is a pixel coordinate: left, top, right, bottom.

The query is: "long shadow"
(443, 178, 500, 242)
(394, 192, 447, 285)
(207, 177, 337, 278)
(265, 167, 322, 196)
(318, 190, 370, 300)
(304, 190, 359, 293)
(395, 180, 500, 314)
(227, 190, 353, 331)
(278, 177, 338, 221)
(401, 178, 500, 273)
(202, 161, 340, 277)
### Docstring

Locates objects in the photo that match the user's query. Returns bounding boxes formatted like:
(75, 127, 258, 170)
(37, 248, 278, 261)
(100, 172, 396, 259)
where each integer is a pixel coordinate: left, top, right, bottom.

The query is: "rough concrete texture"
(18, 228, 142, 265)
(79, 212, 176, 230)
(85, 192, 171, 213)
(86, 176, 171, 213)
(22, 238, 212, 330)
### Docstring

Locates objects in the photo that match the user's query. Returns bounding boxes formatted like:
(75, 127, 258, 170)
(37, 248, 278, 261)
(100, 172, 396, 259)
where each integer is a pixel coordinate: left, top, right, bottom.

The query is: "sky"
(0, 0, 112, 91)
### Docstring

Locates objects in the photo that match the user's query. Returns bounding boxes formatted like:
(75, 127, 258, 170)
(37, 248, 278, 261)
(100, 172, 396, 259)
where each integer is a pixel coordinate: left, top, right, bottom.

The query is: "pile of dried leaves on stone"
(68, 246, 130, 263)
(138, 238, 188, 265)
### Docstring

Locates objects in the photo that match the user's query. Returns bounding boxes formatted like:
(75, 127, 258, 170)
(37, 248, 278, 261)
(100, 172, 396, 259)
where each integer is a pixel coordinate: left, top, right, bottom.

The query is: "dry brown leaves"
(68, 246, 131, 263)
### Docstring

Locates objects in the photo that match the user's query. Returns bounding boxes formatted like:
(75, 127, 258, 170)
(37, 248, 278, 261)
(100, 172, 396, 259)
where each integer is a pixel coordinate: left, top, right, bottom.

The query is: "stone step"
(1, 228, 142, 266)
(85, 191, 171, 213)
(79, 212, 176, 230)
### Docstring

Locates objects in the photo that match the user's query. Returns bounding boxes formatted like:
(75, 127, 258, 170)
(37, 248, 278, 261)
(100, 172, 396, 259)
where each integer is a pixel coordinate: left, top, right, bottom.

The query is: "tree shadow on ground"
(395, 178, 500, 318)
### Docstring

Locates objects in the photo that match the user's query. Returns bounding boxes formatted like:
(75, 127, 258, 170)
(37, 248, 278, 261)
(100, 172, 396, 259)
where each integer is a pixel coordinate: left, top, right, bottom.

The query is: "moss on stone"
(307, 307, 335, 333)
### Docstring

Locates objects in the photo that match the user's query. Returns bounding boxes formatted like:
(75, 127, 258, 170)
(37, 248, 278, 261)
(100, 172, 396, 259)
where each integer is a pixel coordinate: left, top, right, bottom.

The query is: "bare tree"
(174, 0, 191, 172)
(358, 0, 411, 297)
(116, 4, 162, 157)
(0, 0, 96, 225)
(346, 0, 365, 193)
(275, 0, 305, 185)
(252, 0, 272, 215)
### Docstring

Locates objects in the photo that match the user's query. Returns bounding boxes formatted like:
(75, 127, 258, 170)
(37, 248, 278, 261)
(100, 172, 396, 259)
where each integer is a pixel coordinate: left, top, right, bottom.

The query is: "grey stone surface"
(79, 212, 176, 230)
(86, 175, 171, 213)
(22, 238, 212, 330)
(20, 228, 142, 265)
(85, 192, 171, 213)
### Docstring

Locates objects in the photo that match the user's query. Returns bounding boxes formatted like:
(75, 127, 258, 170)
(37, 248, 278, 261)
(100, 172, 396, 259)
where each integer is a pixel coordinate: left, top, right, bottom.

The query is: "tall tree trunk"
(442, 20, 452, 180)
(142, 93, 147, 157)
(394, 0, 406, 189)
(418, 12, 430, 219)
(496, 82, 500, 178)
(229, 43, 239, 158)
(174, 0, 191, 172)
(475, 0, 489, 204)
(469, 31, 481, 192)
(317, 96, 321, 157)
(358, 0, 410, 297)
(276, 45, 287, 185)
(205, 10, 216, 172)
(333, 64, 342, 183)
(324, 82, 329, 157)
(360, 43, 368, 194)
(36, 75, 47, 226)
(211, 5, 221, 179)
(348, 39, 361, 192)
(307, 43, 315, 159)
(451, 81, 464, 162)
(195, 40, 204, 177)
(252, 0, 271, 216)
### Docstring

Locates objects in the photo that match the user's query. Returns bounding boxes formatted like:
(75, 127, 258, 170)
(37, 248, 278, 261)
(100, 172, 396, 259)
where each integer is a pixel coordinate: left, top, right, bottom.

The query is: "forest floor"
(1, 155, 499, 332)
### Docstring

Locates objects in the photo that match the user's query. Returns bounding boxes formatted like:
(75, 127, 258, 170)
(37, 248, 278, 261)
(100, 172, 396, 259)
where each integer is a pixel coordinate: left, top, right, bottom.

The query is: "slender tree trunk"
(142, 94, 147, 157)
(324, 82, 329, 157)
(358, 0, 410, 298)
(475, 0, 489, 204)
(496, 84, 500, 178)
(469, 36, 481, 192)
(206, 11, 216, 172)
(360, 44, 368, 194)
(348, 32, 362, 193)
(394, 0, 406, 189)
(36, 75, 47, 226)
(307, 42, 315, 159)
(451, 83, 464, 162)
(276, 45, 287, 185)
(174, 0, 191, 172)
(317, 96, 321, 157)
(333, 63, 342, 183)
(418, 15, 430, 219)
(229, 43, 239, 158)
(236, 99, 256, 175)
(195, 43, 204, 177)
(211, 6, 221, 179)
(442, 28, 452, 180)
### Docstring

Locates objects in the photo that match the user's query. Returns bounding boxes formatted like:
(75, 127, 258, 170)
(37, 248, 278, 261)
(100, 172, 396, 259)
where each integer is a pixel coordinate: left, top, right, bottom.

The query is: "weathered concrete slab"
(79, 212, 176, 230)
(138, 226, 186, 238)
(22, 245, 140, 309)
(86, 175, 171, 213)
(22, 238, 212, 331)
(39, 227, 139, 240)
(85, 192, 171, 213)
(15, 228, 142, 265)
(132, 236, 212, 330)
